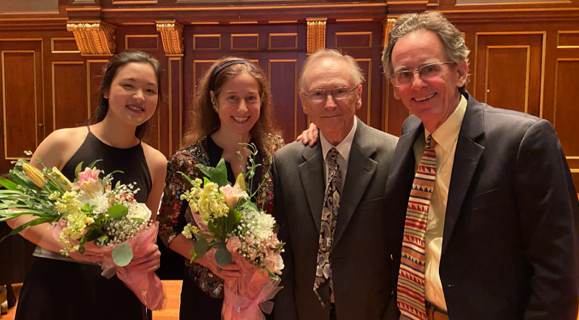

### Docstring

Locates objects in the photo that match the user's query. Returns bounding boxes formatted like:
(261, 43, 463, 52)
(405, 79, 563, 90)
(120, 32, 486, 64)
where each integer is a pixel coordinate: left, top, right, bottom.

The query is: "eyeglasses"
(391, 62, 455, 87)
(301, 86, 358, 103)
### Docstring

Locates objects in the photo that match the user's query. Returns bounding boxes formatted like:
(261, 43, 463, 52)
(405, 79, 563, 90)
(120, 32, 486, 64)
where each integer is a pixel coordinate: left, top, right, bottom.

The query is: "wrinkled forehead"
(302, 57, 355, 90)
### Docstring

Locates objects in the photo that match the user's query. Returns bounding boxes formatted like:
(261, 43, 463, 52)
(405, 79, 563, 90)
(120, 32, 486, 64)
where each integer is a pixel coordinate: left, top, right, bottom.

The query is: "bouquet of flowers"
(0, 153, 165, 310)
(180, 144, 284, 320)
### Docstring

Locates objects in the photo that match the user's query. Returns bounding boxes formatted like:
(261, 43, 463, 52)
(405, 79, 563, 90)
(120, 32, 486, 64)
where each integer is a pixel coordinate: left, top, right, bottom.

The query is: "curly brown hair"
(182, 57, 281, 157)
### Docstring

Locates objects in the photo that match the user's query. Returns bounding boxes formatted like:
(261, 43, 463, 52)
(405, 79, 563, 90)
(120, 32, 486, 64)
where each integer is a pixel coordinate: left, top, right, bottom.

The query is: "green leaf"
(1, 216, 54, 242)
(213, 241, 226, 250)
(211, 159, 228, 187)
(227, 209, 242, 230)
(194, 164, 214, 179)
(107, 205, 128, 220)
(131, 217, 144, 223)
(87, 159, 102, 169)
(74, 161, 84, 181)
(112, 243, 133, 267)
(82, 203, 91, 212)
(215, 246, 232, 267)
(177, 171, 195, 186)
(240, 201, 258, 212)
(82, 228, 102, 242)
(0, 178, 19, 191)
(194, 238, 210, 257)
(95, 234, 108, 247)
(10, 169, 38, 191)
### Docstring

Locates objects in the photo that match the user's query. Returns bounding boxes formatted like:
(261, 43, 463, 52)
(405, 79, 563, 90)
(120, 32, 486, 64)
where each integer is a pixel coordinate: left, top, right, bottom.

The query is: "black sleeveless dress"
(15, 130, 152, 320)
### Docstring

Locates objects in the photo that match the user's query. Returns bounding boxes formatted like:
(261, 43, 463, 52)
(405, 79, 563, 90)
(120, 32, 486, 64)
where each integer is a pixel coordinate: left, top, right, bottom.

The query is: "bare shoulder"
(33, 127, 89, 168)
(140, 142, 168, 173)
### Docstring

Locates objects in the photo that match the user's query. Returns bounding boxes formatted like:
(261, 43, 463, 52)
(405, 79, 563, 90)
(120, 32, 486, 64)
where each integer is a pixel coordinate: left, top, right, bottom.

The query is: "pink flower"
(244, 235, 253, 244)
(219, 184, 247, 208)
(226, 236, 241, 252)
(265, 252, 284, 275)
(73, 167, 102, 193)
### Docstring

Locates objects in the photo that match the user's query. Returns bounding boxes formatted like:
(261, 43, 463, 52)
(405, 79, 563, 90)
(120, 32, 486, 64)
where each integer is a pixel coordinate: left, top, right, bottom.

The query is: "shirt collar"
(425, 94, 467, 152)
(320, 117, 358, 162)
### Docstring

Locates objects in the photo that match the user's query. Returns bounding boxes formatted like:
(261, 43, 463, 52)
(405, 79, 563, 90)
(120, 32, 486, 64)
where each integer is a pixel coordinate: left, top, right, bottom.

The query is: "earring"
(213, 104, 218, 113)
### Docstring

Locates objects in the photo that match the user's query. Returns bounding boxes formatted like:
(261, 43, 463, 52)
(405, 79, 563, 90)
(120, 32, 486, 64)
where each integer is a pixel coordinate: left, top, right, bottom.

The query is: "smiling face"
(300, 57, 362, 144)
(103, 62, 158, 128)
(213, 72, 261, 138)
(391, 29, 467, 132)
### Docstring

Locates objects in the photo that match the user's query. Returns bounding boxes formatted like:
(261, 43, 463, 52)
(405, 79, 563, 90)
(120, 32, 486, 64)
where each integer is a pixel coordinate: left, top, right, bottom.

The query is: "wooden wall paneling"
(474, 33, 544, 117)
(558, 31, 579, 49)
(86, 60, 108, 117)
(328, 21, 387, 131)
(51, 37, 79, 53)
(168, 56, 182, 154)
(269, 59, 298, 144)
(554, 58, 579, 176)
(0, 40, 43, 171)
(52, 61, 87, 130)
(269, 33, 298, 50)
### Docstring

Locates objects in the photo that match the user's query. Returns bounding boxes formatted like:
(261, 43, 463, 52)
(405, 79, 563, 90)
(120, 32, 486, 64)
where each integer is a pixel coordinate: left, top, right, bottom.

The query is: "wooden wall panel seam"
(557, 31, 579, 48)
(268, 59, 298, 138)
(50, 37, 79, 54)
(193, 34, 221, 51)
(52, 61, 85, 131)
(124, 34, 159, 51)
(335, 32, 373, 49)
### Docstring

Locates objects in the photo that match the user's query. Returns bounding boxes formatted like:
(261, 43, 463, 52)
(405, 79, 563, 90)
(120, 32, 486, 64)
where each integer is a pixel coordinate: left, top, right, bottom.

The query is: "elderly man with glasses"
(383, 12, 579, 320)
(272, 49, 400, 320)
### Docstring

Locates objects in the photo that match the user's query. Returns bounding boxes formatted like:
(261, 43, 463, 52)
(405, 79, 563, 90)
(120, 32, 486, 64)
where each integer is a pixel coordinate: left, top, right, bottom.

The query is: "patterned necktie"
(397, 134, 437, 320)
(314, 147, 342, 307)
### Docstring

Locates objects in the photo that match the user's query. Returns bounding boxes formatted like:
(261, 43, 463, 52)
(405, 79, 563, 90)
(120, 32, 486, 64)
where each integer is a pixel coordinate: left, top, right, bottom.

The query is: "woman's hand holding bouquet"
(180, 145, 284, 320)
(0, 154, 165, 310)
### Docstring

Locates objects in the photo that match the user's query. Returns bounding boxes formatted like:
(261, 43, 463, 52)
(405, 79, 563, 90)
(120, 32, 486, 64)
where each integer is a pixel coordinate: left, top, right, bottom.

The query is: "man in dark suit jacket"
(272, 49, 400, 320)
(382, 12, 579, 320)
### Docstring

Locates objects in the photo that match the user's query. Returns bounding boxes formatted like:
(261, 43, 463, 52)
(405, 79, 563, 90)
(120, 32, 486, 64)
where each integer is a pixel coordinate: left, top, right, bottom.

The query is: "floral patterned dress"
(158, 134, 283, 319)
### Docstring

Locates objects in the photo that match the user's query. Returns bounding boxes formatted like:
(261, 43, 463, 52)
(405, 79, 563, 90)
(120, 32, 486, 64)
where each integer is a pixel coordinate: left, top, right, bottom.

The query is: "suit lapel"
(442, 96, 485, 255)
(333, 121, 378, 247)
(298, 143, 325, 232)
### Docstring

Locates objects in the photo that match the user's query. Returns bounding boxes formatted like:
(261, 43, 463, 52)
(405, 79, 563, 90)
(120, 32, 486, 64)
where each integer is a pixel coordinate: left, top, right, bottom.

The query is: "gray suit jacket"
(272, 118, 400, 320)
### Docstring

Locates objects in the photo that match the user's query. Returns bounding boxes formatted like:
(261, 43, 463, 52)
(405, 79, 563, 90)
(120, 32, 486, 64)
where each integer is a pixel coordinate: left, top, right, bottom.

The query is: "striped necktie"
(397, 134, 437, 320)
(314, 147, 342, 307)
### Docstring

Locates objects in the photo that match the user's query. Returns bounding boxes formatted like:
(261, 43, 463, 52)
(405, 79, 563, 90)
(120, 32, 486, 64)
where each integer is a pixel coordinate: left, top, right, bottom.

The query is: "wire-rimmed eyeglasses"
(391, 62, 455, 87)
(301, 86, 358, 103)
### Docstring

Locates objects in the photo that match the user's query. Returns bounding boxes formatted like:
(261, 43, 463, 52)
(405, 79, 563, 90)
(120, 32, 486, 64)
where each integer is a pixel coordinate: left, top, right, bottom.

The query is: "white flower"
(128, 203, 151, 221)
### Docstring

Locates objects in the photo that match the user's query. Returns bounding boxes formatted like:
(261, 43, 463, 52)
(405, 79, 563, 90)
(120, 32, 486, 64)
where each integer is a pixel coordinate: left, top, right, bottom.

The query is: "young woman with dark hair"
(8, 51, 167, 320)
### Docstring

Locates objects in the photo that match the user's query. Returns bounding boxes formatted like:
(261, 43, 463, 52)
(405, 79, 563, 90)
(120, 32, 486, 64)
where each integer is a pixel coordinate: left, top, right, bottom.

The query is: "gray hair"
(382, 12, 470, 93)
(299, 49, 365, 92)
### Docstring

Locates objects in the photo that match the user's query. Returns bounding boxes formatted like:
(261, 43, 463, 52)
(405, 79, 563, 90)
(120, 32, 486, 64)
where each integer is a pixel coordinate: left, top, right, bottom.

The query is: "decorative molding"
(66, 21, 116, 55)
(156, 21, 184, 54)
(306, 19, 326, 54)
(383, 18, 396, 48)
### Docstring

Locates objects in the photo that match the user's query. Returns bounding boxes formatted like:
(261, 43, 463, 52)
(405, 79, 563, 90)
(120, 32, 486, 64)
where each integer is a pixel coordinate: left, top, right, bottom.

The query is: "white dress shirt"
(412, 95, 467, 311)
(320, 118, 357, 191)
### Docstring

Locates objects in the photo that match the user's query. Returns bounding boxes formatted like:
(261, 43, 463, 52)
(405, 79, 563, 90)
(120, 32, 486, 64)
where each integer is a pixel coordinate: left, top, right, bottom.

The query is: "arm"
(272, 157, 299, 320)
(157, 152, 239, 278)
(142, 144, 168, 220)
(6, 130, 72, 253)
(516, 120, 579, 320)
